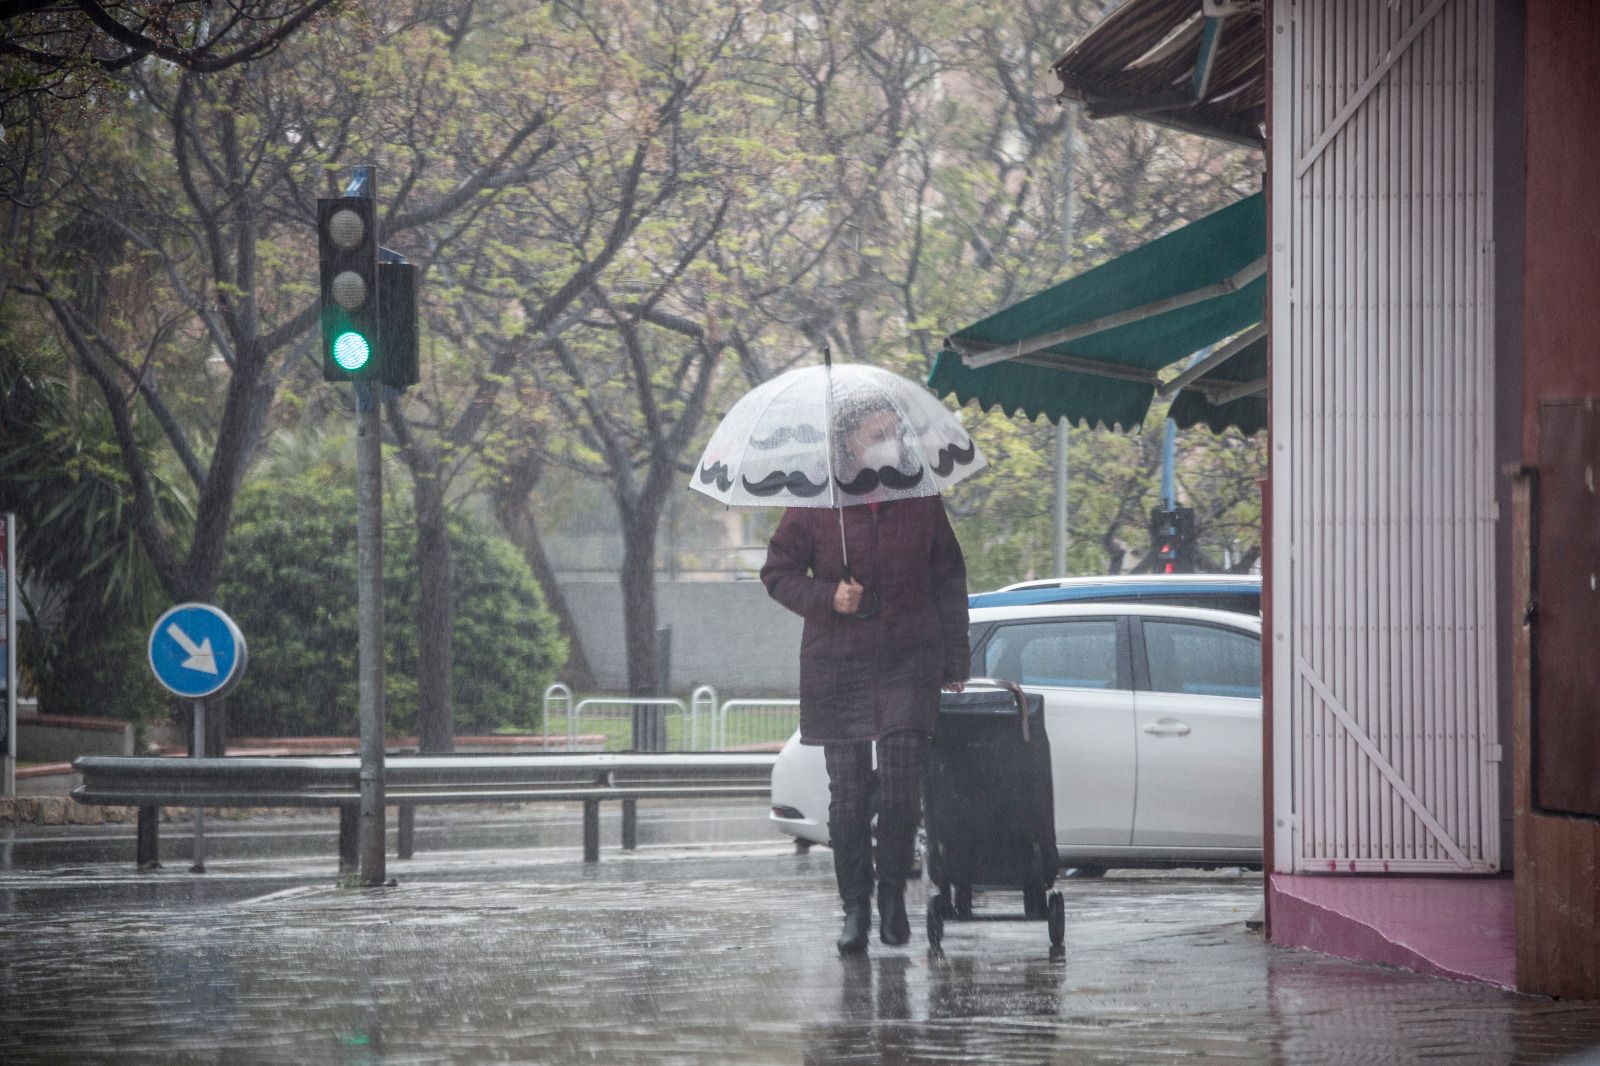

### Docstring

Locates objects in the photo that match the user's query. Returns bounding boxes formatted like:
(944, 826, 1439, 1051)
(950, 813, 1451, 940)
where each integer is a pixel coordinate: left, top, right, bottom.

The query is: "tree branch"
(41, 288, 185, 595)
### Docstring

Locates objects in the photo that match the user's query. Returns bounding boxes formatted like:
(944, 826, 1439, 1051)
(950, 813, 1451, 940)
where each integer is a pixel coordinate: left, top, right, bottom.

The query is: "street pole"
(1162, 416, 1177, 512)
(1053, 103, 1077, 577)
(1053, 422, 1069, 576)
(356, 381, 387, 886)
(2, 512, 15, 798)
(191, 698, 206, 872)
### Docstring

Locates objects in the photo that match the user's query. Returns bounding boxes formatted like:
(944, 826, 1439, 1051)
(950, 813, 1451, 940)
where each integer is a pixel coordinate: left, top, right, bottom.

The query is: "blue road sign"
(148, 603, 248, 700)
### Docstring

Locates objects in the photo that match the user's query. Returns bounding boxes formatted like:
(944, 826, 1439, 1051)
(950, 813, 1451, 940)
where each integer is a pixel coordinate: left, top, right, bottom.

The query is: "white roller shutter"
(1269, 0, 1500, 873)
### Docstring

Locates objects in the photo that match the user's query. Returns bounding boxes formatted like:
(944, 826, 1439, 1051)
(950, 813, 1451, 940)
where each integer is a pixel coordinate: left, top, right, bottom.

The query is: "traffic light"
(1149, 506, 1197, 574)
(319, 196, 380, 381)
(377, 261, 418, 388)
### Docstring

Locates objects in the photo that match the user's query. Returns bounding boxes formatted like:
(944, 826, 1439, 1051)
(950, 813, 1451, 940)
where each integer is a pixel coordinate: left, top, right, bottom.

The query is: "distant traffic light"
(1149, 506, 1197, 574)
(319, 196, 380, 381)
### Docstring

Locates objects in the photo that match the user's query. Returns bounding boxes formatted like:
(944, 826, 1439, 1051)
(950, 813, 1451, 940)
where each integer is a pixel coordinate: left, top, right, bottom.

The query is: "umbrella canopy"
(691, 363, 986, 509)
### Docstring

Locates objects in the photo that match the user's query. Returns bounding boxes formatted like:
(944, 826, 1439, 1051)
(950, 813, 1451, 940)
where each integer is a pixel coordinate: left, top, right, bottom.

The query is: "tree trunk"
(491, 469, 598, 693)
(411, 462, 455, 753)
(619, 503, 664, 750)
(386, 402, 455, 753)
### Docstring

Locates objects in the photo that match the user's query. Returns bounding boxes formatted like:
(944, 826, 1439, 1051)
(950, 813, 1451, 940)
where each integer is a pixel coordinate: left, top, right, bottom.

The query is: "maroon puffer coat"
(760, 496, 970, 744)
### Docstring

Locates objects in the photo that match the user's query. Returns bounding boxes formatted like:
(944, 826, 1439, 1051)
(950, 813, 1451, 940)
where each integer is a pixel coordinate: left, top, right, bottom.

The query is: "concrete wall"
(19, 713, 135, 762)
(558, 580, 801, 697)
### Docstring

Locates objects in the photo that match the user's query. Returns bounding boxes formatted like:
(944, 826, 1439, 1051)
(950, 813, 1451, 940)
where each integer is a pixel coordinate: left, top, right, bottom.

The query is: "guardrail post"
(582, 800, 601, 863)
(339, 806, 358, 873)
(397, 805, 415, 859)
(621, 799, 637, 850)
(136, 805, 160, 871)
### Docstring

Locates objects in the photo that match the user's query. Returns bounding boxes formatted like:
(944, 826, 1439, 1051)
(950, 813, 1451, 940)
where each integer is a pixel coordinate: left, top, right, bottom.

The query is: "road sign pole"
(355, 383, 387, 886)
(146, 602, 245, 874)
(2, 513, 15, 798)
(190, 698, 206, 872)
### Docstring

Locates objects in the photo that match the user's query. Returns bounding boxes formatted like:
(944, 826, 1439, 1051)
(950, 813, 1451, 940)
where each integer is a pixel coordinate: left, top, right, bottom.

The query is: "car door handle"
(1142, 719, 1191, 737)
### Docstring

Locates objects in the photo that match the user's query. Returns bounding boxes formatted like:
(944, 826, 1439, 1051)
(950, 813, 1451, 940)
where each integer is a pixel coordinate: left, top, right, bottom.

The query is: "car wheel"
(1063, 865, 1108, 879)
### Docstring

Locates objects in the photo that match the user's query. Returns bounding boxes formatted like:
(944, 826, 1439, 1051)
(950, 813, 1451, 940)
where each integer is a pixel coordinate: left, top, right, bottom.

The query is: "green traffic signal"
(333, 331, 372, 372)
(318, 196, 379, 382)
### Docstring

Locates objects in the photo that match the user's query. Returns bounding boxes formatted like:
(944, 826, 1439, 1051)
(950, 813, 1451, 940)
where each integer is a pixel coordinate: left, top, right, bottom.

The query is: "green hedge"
(216, 463, 566, 738)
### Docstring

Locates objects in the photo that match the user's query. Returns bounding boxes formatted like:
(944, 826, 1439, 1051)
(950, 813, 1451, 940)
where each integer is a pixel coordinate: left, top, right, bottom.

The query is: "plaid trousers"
(823, 731, 928, 836)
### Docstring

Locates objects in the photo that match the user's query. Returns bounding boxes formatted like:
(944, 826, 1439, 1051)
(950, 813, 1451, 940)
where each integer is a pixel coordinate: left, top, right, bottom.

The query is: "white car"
(769, 602, 1262, 872)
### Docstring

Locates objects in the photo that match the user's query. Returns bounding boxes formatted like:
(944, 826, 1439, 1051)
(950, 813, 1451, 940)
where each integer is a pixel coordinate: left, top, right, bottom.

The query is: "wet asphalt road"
(2, 803, 1600, 1064)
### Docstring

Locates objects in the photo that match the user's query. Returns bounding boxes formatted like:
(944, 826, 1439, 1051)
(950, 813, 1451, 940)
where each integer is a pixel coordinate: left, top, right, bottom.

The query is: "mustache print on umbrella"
(835, 464, 926, 496)
(698, 461, 733, 492)
(740, 469, 831, 497)
(930, 438, 978, 478)
(749, 424, 827, 450)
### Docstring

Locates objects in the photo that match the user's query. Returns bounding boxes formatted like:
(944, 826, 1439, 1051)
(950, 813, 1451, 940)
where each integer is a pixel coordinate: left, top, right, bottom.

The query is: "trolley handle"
(960, 677, 1033, 743)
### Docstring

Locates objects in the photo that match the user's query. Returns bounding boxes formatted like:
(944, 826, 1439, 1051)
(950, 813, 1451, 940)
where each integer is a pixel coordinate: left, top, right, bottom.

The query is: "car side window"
(983, 620, 1121, 690)
(1141, 621, 1261, 699)
(966, 622, 991, 676)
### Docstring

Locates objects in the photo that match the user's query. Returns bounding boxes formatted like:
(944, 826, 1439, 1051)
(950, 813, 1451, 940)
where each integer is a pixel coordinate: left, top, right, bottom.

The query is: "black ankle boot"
(877, 879, 910, 945)
(875, 807, 918, 946)
(830, 821, 875, 955)
(838, 900, 871, 954)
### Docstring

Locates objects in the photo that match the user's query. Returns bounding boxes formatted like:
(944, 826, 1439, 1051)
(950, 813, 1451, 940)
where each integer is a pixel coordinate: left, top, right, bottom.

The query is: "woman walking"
(761, 402, 971, 954)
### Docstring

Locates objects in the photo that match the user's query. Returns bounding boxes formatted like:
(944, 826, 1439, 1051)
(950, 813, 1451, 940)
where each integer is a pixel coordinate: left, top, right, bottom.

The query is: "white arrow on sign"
(166, 622, 219, 675)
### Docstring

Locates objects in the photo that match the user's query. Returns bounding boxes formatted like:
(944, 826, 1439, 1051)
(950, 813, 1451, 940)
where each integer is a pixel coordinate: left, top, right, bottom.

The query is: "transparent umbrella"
(690, 351, 986, 611)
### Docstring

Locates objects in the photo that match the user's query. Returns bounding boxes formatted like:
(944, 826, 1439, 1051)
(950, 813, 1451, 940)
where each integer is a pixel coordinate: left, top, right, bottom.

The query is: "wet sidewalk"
(2, 835, 1599, 1063)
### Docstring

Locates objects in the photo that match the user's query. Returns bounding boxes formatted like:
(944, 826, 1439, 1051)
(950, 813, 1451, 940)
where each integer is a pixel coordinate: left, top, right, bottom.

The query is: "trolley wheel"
(1047, 890, 1066, 950)
(926, 890, 945, 951)
(954, 882, 973, 918)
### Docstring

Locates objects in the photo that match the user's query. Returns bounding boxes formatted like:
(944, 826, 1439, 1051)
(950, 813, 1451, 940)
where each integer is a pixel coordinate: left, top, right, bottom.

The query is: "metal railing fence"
(541, 684, 799, 752)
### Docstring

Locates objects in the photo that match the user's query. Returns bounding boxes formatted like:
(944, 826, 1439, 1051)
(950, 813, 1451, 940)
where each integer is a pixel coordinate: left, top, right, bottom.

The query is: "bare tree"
(1, 0, 338, 78)
(5, 0, 568, 745)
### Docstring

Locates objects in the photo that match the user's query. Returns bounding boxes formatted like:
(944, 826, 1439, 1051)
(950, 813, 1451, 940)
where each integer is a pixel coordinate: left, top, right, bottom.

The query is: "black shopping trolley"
(923, 678, 1064, 954)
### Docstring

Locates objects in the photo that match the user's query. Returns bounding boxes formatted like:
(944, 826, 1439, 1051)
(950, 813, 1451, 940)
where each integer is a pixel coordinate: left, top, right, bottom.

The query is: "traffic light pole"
(355, 381, 387, 887)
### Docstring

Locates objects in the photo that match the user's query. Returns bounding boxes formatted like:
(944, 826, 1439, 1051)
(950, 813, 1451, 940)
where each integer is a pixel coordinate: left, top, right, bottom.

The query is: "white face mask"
(859, 440, 900, 471)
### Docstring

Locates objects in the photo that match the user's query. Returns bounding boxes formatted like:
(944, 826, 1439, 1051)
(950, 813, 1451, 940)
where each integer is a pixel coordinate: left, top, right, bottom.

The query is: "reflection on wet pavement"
(1, 822, 1598, 1063)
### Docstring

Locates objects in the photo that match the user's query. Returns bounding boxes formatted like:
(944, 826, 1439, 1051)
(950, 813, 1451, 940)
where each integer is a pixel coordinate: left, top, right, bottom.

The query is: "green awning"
(1168, 334, 1266, 436)
(929, 192, 1265, 433)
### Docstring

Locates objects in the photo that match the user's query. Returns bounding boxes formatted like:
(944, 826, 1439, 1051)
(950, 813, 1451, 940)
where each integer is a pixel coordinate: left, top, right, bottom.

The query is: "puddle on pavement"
(2, 858, 1599, 1063)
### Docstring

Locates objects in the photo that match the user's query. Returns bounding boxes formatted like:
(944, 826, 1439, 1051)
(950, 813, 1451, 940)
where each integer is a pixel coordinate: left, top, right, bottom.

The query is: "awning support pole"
(1190, 15, 1224, 100)
(1157, 323, 1266, 399)
(1011, 352, 1162, 386)
(1209, 377, 1268, 406)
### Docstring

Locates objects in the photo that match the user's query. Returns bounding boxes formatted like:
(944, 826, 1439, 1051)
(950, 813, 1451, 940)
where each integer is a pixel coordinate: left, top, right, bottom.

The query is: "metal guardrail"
(72, 752, 777, 871)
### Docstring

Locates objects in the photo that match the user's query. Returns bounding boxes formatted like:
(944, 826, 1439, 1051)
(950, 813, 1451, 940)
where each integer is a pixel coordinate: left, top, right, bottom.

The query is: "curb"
(0, 796, 136, 827)
(0, 797, 330, 827)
